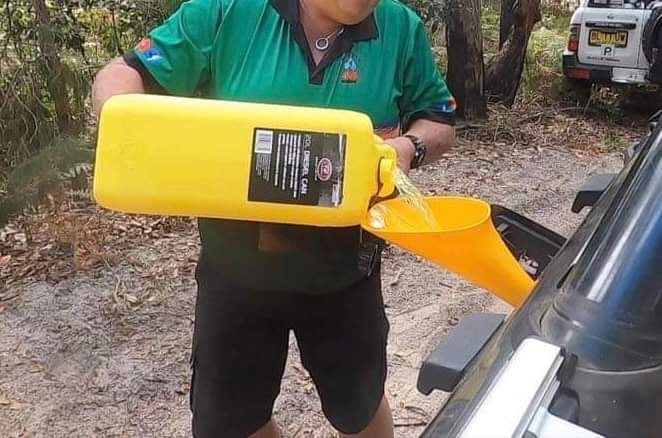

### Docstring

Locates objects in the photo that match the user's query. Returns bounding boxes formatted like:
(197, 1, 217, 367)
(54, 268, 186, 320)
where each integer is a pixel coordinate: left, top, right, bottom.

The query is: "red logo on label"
(136, 38, 152, 52)
(316, 158, 333, 182)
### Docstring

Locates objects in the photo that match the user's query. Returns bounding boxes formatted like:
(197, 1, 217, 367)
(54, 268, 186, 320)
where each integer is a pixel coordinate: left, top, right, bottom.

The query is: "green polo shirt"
(125, 0, 456, 293)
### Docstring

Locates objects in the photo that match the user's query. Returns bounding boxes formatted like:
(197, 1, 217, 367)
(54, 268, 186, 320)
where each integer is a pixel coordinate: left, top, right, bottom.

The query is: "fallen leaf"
(0, 255, 10, 266)
(125, 294, 138, 304)
(0, 397, 26, 410)
(405, 404, 429, 418)
(18, 265, 34, 278)
(389, 269, 403, 287)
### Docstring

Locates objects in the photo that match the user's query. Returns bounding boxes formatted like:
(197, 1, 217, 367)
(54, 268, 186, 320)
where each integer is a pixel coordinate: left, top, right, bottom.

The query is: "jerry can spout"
(374, 139, 397, 198)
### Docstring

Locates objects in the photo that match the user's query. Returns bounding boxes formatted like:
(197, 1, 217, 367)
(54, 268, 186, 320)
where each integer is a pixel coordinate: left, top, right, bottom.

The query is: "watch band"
(404, 134, 426, 169)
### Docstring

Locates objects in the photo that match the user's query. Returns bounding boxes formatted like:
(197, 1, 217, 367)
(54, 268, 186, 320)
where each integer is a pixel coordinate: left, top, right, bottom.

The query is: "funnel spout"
(362, 197, 535, 307)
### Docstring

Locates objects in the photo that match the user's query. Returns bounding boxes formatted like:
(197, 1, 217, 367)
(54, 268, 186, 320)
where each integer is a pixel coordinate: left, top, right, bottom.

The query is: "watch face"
(406, 135, 426, 169)
(415, 147, 425, 167)
(414, 145, 425, 167)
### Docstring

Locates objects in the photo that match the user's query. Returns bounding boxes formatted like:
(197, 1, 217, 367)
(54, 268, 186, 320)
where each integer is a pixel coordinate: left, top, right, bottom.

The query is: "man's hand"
(384, 136, 416, 174)
(401, 119, 456, 170)
(384, 118, 455, 174)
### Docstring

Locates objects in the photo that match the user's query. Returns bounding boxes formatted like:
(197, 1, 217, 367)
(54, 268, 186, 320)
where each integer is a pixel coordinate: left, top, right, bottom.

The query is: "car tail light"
(567, 68, 591, 80)
(568, 24, 580, 52)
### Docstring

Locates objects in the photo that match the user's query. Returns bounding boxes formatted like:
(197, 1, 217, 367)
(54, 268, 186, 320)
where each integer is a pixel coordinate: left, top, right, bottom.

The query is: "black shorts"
(190, 259, 389, 437)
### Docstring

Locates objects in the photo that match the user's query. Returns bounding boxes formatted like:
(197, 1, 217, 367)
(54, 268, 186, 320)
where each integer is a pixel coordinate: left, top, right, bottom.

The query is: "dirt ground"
(0, 111, 638, 437)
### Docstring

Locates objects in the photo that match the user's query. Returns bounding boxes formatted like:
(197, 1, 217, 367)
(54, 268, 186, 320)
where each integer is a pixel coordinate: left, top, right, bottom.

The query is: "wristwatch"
(404, 134, 426, 169)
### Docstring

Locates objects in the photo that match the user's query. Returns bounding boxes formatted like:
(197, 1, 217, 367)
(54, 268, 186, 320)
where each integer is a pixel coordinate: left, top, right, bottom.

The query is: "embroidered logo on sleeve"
(136, 37, 163, 63)
(136, 37, 152, 52)
(144, 48, 163, 63)
(435, 96, 457, 114)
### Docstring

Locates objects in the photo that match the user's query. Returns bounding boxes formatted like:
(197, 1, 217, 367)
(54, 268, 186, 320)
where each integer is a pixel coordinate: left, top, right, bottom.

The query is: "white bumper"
(611, 67, 649, 84)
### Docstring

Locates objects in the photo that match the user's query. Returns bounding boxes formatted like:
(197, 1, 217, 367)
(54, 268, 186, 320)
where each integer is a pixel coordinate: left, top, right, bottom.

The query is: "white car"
(563, 0, 662, 88)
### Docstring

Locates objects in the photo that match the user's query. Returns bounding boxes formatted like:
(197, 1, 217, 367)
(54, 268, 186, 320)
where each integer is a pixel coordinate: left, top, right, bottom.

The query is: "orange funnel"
(361, 196, 535, 307)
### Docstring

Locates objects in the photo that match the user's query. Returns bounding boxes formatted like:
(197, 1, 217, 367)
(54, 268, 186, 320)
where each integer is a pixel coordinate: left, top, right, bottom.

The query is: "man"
(92, 0, 456, 436)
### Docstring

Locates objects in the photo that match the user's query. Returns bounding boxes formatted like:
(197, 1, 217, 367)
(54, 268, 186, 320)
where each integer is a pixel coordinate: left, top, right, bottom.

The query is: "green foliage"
(0, 0, 183, 179)
(0, 0, 185, 223)
(403, 0, 449, 37)
(600, 127, 632, 152)
(481, 4, 502, 58)
(521, 25, 568, 100)
(0, 137, 94, 226)
(73, 0, 184, 55)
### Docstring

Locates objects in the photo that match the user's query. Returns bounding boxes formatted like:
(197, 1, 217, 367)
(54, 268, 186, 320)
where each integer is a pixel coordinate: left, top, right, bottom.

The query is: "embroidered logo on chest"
(341, 53, 359, 84)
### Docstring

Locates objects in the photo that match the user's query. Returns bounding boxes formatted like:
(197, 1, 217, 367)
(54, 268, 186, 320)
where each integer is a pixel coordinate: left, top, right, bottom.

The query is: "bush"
(0, 0, 183, 181)
(0, 0, 184, 223)
(521, 25, 568, 101)
(0, 137, 94, 226)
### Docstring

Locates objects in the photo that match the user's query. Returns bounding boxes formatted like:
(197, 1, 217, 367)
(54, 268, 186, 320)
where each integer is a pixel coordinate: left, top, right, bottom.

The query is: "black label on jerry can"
(248, 128, 346, 207)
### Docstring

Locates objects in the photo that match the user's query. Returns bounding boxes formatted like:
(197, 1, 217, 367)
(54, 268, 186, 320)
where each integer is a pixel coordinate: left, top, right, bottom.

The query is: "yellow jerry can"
(93, 94, 397, 227)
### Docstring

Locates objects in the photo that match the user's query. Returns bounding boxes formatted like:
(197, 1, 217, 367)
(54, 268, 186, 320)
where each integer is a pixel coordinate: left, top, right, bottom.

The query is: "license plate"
(589, 30, 628, 48)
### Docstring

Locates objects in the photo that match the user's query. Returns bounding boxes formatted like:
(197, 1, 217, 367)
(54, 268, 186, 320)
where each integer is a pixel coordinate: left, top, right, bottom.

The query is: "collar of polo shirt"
(269, 0, 379, 84)
(270, 0, 379, 41)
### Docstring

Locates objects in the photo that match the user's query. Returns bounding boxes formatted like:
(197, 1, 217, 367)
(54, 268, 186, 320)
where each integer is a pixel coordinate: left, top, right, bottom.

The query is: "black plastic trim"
(491, 205, 566, 280)
(417, 313, 506, 395)
(571, 173, 616, 213)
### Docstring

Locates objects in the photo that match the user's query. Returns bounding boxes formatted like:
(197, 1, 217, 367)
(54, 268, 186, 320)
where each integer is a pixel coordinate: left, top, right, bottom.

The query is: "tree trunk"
(499, 0, 516, 49)
(485, 0, 542, 106)
(445, 0, 487, 120)
(33, 0, 73, 134)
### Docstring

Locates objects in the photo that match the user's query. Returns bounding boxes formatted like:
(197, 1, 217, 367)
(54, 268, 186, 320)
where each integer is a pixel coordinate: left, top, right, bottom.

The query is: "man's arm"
(92, 57, 146, 119)
(93, 0, 222, 119)
(386, 120, 455, 174)
(389, 14, 457, 174)
(406, 119, 455, 165)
